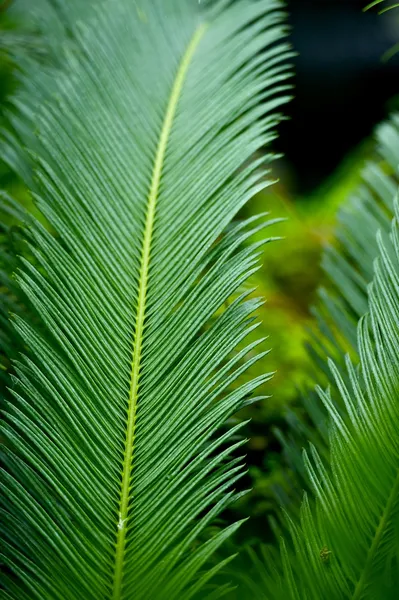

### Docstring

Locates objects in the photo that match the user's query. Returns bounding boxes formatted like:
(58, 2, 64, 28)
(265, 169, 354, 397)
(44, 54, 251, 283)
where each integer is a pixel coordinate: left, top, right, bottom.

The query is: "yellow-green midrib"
(111, 22, 207, 600)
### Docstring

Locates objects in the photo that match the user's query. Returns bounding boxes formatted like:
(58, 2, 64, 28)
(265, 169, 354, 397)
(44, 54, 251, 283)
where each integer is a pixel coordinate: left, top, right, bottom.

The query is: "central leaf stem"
(111, 23, 207, 599)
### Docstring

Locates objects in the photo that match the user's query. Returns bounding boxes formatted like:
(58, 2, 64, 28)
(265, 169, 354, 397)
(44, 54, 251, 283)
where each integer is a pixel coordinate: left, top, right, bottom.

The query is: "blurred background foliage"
(1, 0, 399, 554)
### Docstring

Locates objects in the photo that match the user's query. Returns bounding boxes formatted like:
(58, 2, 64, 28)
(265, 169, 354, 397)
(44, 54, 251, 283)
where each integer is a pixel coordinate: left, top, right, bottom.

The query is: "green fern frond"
(274, 217, 399, 599)
(276, 116, 399, 502)
(0, 1, 291, 598)
(255, 118, 399, 599)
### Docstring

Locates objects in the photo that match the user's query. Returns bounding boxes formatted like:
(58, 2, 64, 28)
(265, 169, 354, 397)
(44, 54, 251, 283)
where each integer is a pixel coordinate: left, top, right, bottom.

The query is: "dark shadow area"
(278, 0, 399, 193)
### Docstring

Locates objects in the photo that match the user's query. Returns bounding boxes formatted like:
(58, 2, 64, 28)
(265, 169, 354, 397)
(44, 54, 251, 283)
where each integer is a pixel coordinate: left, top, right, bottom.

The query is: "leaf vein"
(111, 21, 207, 599)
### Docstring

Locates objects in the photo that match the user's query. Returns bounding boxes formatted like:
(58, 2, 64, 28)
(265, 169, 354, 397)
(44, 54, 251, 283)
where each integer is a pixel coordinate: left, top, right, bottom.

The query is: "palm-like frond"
(0, 1, 291, 598)
(252, 118, 399, 599)
(313, 118, 399, 364)
(271, 213, 399, 600)
(276, 116, 399, 500)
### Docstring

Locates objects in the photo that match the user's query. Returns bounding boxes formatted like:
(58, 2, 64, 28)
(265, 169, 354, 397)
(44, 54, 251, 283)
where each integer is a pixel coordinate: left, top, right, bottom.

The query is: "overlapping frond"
(0, 1, 291, 598)
(277, 116, 399, 497)
(267, 204, 399, 600)
(251, 118, 399, 599)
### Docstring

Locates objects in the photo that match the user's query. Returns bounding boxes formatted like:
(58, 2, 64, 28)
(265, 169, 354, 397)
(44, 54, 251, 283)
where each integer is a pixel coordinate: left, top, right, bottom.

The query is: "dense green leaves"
(254, 118, 399, 599)
(0, 1, 291, 598)
(277, 117, 399, 499)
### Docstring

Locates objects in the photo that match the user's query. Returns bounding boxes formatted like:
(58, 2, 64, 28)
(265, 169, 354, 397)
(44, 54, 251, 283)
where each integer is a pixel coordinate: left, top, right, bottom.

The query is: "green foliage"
(245, 117, 399, 599)
(278, 117, 399, 496)
(229, 146, 368, 535)
(2, 1, 399, 599)
(0, 1, 292, 598)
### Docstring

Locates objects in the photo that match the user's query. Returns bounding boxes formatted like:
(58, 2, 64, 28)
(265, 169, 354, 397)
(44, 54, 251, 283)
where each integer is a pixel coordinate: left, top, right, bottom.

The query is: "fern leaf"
(258, 121, 399, 599)
(277, 116, 399, 501)
(0, 1, 291, 598)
